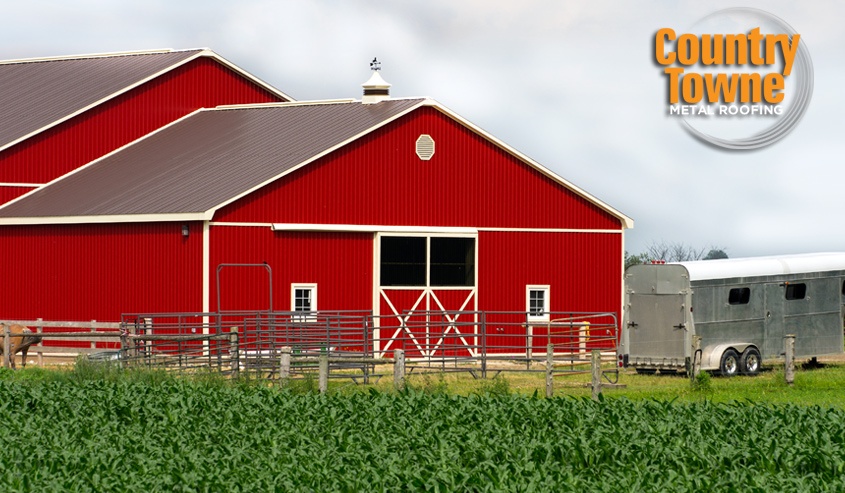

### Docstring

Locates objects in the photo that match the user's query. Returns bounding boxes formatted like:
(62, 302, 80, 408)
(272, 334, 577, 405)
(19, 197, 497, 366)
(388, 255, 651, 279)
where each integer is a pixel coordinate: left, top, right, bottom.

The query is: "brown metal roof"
(0, 49, 285, 151)
(0, 98, 426, 220)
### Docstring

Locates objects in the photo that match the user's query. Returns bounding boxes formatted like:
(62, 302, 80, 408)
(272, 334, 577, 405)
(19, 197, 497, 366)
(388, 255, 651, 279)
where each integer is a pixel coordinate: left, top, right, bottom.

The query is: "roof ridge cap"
(0, 48, 205, 66)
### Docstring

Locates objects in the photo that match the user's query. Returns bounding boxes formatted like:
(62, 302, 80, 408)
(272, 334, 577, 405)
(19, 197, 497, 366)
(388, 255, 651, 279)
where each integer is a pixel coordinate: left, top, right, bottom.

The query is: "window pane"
(380, 237, 426, 286)
(430, 237, 475, 286)
(529, 290, 546, 316)
(785, 283, 806, 300)
(294, 288, 312, 312)
(728, 287, 750, 305)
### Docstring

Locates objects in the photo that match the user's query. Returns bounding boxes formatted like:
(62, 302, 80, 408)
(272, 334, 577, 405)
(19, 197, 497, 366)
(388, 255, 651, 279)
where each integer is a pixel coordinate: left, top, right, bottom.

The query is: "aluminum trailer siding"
(622, 253, 845, 375)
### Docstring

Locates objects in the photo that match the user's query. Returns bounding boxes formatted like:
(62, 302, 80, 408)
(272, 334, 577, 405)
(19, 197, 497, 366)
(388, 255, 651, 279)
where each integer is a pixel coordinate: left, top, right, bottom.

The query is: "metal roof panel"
(0, 99, 426, 219)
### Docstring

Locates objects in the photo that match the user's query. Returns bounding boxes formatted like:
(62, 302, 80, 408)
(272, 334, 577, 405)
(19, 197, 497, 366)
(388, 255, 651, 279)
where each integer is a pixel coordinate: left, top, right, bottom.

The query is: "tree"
(628, 241, 729, 264)
(703, 248, 729, 260)
(624, 251, 650, 270)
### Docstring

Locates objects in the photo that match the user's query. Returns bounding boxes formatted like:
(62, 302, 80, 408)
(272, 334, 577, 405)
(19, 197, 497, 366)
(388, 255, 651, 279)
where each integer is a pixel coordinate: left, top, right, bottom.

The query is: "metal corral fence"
(3, 312, 619, 391)
(115, 310, 620, 385)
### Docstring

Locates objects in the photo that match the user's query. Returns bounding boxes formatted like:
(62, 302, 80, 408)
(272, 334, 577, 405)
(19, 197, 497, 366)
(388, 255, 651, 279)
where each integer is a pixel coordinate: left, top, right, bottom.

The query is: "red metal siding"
(0, 57, 283, 186)
(0, 222, 204, 322)
(0, 186, 33, 204)
(209, 227, 373, 313)
(478, 231, 622, 314)
(214, 106, 622, 230)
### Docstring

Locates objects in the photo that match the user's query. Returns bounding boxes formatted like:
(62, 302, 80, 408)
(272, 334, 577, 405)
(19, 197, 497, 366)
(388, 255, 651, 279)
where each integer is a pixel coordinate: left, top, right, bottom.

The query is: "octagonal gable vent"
(416, 134, 435, 161)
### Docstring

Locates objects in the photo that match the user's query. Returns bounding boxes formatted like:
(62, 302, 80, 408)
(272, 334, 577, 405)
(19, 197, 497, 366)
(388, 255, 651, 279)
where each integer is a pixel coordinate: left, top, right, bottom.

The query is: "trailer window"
(785, 283, 806, 300)
(728, 287, 750, 305)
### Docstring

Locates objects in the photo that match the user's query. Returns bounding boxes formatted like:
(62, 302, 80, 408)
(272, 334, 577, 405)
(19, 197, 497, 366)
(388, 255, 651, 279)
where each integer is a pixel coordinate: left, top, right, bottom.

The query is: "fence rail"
(3, 311, 619, 398)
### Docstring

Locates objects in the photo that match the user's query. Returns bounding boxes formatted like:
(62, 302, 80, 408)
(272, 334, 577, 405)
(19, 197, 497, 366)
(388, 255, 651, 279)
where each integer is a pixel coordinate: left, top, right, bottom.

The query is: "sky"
(2, 0, 842, 258)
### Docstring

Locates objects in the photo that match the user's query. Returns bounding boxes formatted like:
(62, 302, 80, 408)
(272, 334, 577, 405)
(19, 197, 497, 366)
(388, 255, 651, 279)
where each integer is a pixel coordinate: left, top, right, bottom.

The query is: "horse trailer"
(621, 253, 845, 376)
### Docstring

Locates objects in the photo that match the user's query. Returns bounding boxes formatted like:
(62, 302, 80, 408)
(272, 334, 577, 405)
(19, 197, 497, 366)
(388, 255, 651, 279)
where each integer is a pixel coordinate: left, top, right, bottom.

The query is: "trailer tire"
(740, 347, 761, 376)
(635, 368, 656, 375)
(720, 349, 740, 377)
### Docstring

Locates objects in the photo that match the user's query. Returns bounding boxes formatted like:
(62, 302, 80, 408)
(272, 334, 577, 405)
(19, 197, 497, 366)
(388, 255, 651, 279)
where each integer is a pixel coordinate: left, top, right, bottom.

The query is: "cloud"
(1, 0, 842, 258)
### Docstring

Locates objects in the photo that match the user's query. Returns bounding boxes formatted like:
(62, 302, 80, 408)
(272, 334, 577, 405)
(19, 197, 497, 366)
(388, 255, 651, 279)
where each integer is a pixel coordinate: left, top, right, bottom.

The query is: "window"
(380, 237, 426, 286)
(430, 237, 475, 286)
(728, 287, 750, 305)
(785, 283, 806, 300)
(380, 236, 476, 287)
(527, 285, 550, 321)
(291, 284, 317, 320)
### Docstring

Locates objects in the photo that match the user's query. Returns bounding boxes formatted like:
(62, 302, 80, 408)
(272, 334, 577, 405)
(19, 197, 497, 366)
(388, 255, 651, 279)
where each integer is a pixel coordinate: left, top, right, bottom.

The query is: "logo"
(656, 8, 813, 150)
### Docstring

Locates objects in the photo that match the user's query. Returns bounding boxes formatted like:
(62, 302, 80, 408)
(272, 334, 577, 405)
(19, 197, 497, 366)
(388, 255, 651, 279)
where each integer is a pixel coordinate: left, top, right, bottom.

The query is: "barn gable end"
(0, 49, 291, 204)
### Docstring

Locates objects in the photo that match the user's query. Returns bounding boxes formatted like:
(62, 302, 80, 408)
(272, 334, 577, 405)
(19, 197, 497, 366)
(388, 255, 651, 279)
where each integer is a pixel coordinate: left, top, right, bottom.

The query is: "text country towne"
(655, 27, 799, 113)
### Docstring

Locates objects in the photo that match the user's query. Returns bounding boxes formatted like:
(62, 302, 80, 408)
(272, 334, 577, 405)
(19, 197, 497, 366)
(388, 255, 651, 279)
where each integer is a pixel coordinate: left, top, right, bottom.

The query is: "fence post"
(591, 350, 602, 401)
(319, 353, 329, 394)
(394, 349, 405, 391)
(120, 326, 127, 370)
(90, 320, 97, 353)
(690, 335, 702, 384)
(279, 346, 291, 384)
(545, 343, 554, 398)
(2, 325, 10, 369)
(36, 318, 43, 366)
(229, 327, 239, 378)
(784, 334, 795, 385)
(480, 312, 487, 379)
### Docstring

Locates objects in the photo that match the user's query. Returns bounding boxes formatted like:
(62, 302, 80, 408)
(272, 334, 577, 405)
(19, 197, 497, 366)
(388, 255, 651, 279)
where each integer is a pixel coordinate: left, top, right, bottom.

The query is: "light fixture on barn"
(181, 224, 190, 237)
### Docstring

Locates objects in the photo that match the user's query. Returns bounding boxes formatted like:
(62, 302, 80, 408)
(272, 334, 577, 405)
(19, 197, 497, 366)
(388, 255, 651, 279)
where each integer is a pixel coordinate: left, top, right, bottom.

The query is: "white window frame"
(291, 283, 318, 321)
(526, 285, 550, 322)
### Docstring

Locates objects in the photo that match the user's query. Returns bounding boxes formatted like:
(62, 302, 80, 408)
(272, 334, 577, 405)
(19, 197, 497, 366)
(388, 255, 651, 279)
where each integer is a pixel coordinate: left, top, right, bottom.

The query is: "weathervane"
(370, 57, 381, 71)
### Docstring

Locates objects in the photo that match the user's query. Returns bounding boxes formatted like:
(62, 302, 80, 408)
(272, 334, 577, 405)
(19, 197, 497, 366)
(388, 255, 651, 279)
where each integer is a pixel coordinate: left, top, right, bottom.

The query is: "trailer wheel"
(740, 347, 761, 375)
(720, 349, 740, 377)
(635, 368, 656, 375)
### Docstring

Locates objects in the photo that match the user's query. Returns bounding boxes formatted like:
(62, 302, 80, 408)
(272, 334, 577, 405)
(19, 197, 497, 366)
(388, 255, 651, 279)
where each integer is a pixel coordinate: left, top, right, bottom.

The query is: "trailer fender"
(701, 343, 755, 372)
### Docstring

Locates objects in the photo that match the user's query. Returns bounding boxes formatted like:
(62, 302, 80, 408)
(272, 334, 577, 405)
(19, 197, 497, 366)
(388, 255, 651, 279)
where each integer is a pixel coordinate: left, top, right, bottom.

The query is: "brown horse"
(0, 324, 42, 369)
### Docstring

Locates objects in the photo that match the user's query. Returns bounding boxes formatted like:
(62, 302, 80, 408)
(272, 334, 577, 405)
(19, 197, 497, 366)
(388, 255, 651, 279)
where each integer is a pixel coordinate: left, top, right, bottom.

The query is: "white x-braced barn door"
(374, 234, 477, 358)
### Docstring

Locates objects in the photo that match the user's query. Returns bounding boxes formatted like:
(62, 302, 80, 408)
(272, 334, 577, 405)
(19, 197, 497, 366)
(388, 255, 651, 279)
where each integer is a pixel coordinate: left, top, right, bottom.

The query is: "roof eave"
(0, 212, 210, 226)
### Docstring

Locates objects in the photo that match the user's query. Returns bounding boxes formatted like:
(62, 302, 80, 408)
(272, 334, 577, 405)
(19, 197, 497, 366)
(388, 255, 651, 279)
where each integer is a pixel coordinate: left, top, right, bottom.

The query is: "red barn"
(0, 49, 290, 204)
(0, 69, 631, 356)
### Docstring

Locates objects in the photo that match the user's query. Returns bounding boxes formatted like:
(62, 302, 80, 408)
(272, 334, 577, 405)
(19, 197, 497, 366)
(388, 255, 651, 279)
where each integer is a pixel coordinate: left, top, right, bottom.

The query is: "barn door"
(375, 234, 477, 358)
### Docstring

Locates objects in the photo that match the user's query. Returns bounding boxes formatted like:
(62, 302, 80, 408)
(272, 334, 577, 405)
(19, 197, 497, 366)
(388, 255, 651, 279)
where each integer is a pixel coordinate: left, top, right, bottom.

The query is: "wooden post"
(394, 349, 405, 391)
(2, 325, 10, 369)
(545, 343, 554, 398)
(784, 334, 795, 385)
(591, 349, 602, 401)
(319, 353, 329, 394)
(279, 346, 291, 384)
(690, 335, 702, 383)
(119, 327, 127, 370)
(36, 318, 43, 366)
(90, 320, 97, 352)
(229, 327, 239, 378)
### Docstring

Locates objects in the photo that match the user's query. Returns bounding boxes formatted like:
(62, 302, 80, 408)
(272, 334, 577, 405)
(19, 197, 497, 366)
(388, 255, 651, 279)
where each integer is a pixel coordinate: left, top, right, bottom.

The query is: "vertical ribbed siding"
(209, 227, 373, 313)
(0, 222, 204, 321)
(0, 186, 33, 204)
(0, 57, 283, 185)
(214, 106, 622, 230)
(477, 231, 622, 315)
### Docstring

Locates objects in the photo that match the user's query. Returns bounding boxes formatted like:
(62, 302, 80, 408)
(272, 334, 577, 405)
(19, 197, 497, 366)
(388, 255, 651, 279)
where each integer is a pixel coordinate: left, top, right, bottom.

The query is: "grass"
(6, 357, 845, 406)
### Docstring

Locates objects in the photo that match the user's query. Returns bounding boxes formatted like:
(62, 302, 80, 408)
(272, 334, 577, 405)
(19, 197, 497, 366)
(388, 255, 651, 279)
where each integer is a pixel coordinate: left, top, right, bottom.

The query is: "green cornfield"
(2, 367, 845, 492)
